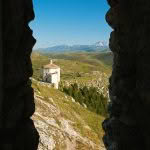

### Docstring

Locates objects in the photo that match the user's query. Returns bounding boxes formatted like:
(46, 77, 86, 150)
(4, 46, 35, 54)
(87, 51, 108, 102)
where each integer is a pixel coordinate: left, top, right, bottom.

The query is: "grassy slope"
(46, 51, 112, 70)
(31, 51, 112, 148)
(31, 51, 112, 81)
(92, 52, 113, 67)
(32, 80, 105, 146)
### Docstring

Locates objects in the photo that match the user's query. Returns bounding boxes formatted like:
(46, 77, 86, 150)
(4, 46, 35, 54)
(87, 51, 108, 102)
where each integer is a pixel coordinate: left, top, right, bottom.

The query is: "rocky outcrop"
(2, 0, 39, 149)
(60, 71, 109, 98)
(103, 0, 150, 150)
(32, 79, 105, 150)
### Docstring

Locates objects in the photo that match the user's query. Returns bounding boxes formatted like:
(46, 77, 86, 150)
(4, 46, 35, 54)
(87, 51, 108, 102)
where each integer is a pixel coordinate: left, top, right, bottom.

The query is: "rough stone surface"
(32, 78, 105, 150)
(3, 0, 150, 149)
(103, 0, 150, 150)
(2, 0, 39, 149)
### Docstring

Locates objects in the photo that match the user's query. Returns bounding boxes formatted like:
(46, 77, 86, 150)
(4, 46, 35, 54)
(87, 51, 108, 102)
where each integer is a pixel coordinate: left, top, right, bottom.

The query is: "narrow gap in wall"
(29, 0, 112, 149)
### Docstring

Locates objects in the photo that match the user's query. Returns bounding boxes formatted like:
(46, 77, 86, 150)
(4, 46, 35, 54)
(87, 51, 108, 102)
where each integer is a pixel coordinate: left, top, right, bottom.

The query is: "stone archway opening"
(2, 0, 150, 150)
(31, 2, 112, 149)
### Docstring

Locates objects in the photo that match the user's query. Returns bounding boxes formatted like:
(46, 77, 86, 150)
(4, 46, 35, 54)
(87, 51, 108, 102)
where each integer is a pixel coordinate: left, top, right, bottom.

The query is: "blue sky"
(30, 0, 111, 49)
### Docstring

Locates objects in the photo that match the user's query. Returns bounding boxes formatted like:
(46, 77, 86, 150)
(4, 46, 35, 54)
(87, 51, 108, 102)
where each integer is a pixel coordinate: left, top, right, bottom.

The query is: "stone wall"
(103, 0, 150, 150)
(2, 0, 39, 149)
(0, 0, 3, 130)
(2, 0, 150, 149)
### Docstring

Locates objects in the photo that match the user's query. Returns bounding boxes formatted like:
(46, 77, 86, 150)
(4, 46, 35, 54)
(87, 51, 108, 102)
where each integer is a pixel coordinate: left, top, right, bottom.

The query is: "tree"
(62, 83, 108, 117)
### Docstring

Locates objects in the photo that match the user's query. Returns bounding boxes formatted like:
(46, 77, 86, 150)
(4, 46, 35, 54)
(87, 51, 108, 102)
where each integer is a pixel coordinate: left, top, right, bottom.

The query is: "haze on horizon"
(30, 0, 112, 49)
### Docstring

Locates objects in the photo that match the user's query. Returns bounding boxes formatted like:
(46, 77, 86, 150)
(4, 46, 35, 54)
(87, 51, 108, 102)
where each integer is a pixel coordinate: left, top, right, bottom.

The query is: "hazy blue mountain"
(35, 41, 109, 53)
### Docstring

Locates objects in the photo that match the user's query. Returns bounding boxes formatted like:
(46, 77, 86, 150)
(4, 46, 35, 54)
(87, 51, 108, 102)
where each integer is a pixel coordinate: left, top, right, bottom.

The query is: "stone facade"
(42, 61, 60, 89)
(103, 0, 150, 150)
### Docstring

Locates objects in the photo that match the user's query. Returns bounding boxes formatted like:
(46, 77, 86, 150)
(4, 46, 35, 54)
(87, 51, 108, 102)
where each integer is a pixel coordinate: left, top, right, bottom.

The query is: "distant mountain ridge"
(35, 41, 109, 53)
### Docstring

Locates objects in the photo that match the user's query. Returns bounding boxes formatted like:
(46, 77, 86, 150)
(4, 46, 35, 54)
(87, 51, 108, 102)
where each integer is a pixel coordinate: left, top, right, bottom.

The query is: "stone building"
(41, 60, 60, 89)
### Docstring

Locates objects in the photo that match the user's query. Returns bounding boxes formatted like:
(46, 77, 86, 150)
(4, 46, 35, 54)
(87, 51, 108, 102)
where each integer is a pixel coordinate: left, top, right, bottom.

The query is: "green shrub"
(62, 83, 108, 117)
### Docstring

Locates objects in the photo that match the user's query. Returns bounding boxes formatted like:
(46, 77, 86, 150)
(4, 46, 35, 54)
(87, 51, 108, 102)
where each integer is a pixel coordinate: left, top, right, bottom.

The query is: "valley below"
(31, 51, 113, 150)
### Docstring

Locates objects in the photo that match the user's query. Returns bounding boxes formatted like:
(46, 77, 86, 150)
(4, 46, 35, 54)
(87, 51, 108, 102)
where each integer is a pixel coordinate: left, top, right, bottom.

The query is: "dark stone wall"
(103, 0, 150, 150)
(0, 0, 3, 130)
(2, 0, 39, 149)
(2, 0, 150, 149)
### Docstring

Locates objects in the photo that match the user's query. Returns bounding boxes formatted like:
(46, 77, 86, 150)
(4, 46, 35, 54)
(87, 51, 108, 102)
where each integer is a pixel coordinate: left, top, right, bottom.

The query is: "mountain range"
(35, 41, 109, 53)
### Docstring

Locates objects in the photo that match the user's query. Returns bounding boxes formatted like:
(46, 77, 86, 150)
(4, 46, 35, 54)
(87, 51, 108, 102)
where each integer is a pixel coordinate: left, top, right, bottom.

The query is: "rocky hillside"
(31, 78, 105, 150)
(60, 71, 109, 98)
